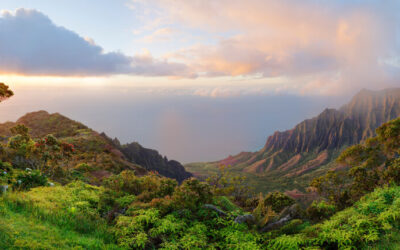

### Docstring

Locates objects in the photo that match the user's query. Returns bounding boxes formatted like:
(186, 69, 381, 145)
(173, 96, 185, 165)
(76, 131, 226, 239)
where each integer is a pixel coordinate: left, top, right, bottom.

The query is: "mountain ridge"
(0, 110, 192, 182)
(185, 88, 400, 192)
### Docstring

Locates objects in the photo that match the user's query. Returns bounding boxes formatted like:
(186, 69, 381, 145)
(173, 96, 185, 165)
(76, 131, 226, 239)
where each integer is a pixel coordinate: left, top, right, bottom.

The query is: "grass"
(0, 182, 122, 249)
(0, 205, 120, 249)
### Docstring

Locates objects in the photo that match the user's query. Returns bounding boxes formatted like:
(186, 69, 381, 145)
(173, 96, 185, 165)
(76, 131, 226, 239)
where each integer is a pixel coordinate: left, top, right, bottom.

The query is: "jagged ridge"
(185, 88, 400, 193)
(232, 88, 400, 174)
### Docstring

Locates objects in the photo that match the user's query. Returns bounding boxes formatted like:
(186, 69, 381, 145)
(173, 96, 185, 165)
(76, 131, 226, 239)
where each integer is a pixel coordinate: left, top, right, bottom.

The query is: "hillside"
(186, 88, 400, 193)
(100, 134, 192, 182)
(1, 115, 399, 249)
(0, 111, 191, 183)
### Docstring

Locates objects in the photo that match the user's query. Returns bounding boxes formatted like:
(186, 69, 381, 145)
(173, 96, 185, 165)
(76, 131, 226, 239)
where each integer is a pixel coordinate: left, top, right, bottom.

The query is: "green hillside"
(0, 110, 191, 184)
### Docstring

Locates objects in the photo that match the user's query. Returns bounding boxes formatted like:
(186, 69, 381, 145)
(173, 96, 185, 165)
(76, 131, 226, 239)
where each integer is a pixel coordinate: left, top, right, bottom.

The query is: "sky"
(0, 0, 399, 162)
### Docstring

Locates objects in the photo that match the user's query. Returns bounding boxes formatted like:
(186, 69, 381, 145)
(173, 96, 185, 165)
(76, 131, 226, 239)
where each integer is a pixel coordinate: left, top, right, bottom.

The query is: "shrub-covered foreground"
(267, 185, 400, 249)
(0, 178, 263, 249)
(2, 179, 400, 249)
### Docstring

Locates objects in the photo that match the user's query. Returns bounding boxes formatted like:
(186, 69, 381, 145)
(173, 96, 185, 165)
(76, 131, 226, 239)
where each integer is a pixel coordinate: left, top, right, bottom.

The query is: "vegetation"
(0, 85, 399, 249)
(0, 83, 13, 102)
(310, 118, 400, 209)
(266, 185, 400, 249)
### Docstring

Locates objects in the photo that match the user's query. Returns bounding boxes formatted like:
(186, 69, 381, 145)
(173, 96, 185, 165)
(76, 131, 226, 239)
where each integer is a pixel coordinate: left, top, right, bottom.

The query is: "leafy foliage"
(206, 164, 253, 205)
(252, 193, 276, 228)
(264, 191, 295, 213)
(267, 185, 400, 249)
(311, 118, 400, 208)
(306, 200, 336, 222)
(0, 83, 13, 102)
(15, 169, 48, 190)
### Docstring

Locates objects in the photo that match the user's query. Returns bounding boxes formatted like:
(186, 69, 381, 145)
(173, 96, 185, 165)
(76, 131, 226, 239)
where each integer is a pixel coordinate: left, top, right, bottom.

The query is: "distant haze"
(0, 85, 350, 163)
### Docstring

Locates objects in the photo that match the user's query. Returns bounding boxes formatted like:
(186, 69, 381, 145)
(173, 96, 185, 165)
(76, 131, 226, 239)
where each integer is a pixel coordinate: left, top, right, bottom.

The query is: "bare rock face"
(234, 214, 255, 224)
(263, 88, 400, 155)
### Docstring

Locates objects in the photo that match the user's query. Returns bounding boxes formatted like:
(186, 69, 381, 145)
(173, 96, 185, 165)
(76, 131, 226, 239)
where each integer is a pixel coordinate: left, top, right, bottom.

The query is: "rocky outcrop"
(261, 204, 304, 232)
(234, 214, 255, 224)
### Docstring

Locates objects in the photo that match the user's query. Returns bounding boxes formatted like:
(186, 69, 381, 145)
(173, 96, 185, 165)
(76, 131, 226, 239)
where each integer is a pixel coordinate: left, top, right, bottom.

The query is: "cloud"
(0, 8, 192, 77)
(131, 49, 196, 78)
(141, 28, 175, 43)
(132, 0, 400, 94)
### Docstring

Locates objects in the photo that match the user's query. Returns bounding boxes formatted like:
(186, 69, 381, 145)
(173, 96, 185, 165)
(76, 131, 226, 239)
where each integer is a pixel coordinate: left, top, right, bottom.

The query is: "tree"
(0, 83, 13, 102)
(34, 134, 75, 177)
(7, 125, 36, 168)
(172, 178, 212, 211)
(206, 164, 253, 205)
(309, 170, 351, 209)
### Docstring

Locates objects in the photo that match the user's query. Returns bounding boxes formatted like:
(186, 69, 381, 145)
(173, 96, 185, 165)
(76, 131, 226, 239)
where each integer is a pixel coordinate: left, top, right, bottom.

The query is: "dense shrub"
(103, 170, 177, 201)
(252, 193, 276, 228)
(206, 164, 253, 205)
(15, 169, 48, 190)
(264, 191, 295, 213)
(172, 178, 212, 211)
(74, 163, 93, 172)
(114, 206, 263, 249)
(0, 161, 12, 173)
(267, 185, 400, 249)
(306, 200, 336, 222)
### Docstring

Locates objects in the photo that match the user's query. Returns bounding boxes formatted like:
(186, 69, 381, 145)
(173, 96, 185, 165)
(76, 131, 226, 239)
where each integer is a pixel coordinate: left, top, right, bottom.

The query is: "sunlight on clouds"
(130, 0, 400, 94)
(0, 2, 399, 96)
(141, 28, 176, 43)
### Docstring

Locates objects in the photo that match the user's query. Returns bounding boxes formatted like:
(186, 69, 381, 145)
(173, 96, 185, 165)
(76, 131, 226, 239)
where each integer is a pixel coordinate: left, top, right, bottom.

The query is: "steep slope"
(186, 88, 400, 192)
(0, 111, 191, 182)
(100, 135, 192, 183)
(261, 88, 400, 156)
(120, 142, 192, 183)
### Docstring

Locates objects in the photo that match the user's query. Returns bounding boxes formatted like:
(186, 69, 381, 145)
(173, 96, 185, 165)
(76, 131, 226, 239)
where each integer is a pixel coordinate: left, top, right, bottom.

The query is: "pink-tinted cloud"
(132, 0, 400, 94)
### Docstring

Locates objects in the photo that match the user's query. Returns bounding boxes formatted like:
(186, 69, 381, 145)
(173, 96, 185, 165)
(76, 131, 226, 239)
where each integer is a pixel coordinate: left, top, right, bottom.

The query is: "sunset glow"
(0, 0, 399, 161)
